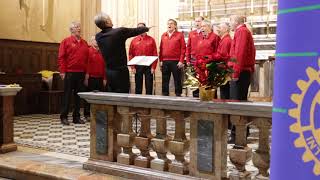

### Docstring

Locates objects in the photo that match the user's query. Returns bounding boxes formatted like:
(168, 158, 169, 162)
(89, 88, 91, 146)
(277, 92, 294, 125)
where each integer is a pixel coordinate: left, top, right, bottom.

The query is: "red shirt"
(229, 24, 256, 78)
(128, 34, 158, 70)
(186, 30, 202, 63)
(195, 32, 220, 59)
(86, 47, 106, 80)
(58, 35, 89, 73)
(210, 34, 232, 62)
(159, 31, 186, 63)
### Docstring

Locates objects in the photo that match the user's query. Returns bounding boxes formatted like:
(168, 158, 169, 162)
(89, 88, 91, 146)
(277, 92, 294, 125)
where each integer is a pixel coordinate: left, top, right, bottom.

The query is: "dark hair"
(94, 13, 109, 29)
(198, 16, 204, 20)
(137, 22, 146, 27)
(95, 20, 107, 30)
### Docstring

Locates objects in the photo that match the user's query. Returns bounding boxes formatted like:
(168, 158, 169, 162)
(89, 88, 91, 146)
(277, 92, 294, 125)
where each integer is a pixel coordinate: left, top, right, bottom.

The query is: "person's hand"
(151, 68, 155, 74)
(159, 62, 163, 72)
(186, 62, 191, 66)
(148, 26, 156, 30)
(60, 73, 65, 80)
(177, 62, 184, 69)
(131, 68, 136, 74)
(103, 80, 107, 87)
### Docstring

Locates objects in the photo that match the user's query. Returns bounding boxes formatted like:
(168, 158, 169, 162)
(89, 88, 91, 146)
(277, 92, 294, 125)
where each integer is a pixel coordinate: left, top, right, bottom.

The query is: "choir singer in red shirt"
(229, 15, 256, 101)
(58, 21, 88, 125)
(83, 36, 107, 121)
(129, 23, 158, 95)
(208, 22, 232, 99)
(159, 19, 186, 97)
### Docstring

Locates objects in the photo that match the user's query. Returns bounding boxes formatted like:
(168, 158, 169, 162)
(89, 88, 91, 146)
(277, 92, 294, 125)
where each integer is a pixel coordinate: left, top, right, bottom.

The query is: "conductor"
(94, 12, 150, 93)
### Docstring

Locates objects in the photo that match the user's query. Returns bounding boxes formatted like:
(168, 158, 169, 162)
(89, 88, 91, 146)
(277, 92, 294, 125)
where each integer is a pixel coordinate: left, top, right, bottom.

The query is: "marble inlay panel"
(96, 111, 107, 155)
(197, 120, 214, 173)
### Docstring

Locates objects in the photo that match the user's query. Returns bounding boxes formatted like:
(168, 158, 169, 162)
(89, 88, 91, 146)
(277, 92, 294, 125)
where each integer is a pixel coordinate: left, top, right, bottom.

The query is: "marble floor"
(0, 146, 127, 180)
(13, 113, 261, 178)
(14, 114, 90, 157)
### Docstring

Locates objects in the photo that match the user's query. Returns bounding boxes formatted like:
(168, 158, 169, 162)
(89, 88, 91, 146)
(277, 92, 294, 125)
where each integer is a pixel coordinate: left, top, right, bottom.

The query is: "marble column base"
(134, 156, 152, 168)
(150, 158, 169, 171)
(229, 146, 252, 171)
(252, 151, 270, 178)
(255, 174, 270, 180)
(168, 161, 189, 175)
(0, 143, 17, 153)
(229, 170, 251, 180)
(117, 153, 136, 165)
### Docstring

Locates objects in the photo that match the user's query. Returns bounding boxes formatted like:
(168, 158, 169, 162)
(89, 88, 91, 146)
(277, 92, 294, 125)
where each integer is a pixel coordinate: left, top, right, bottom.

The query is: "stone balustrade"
(79, 92, 272, 180)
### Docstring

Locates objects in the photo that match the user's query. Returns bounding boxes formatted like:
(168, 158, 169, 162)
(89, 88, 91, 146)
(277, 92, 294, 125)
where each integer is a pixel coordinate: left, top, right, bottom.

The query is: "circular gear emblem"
(289, 59, 320, 176)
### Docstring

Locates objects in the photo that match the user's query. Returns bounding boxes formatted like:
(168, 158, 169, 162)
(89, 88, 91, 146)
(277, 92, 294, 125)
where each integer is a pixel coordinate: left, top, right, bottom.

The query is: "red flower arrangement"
(193, 55, 234, 89)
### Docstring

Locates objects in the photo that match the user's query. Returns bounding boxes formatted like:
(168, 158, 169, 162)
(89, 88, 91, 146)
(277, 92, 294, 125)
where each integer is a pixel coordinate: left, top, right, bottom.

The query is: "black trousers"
(162, 61, 182, 96)
(135, 66, 153, 95)
(230, 71, 252, 100)
(60, 72, 85, 120)
(229, 71, 251, 141)
(84, 77, 104, 117)
(220, 82, 230, 99)
(106, 68, 130, 93)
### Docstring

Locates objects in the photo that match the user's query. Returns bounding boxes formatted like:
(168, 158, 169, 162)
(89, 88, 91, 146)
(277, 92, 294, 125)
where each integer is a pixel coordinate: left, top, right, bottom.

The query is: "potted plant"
(184, 56, 234, 101)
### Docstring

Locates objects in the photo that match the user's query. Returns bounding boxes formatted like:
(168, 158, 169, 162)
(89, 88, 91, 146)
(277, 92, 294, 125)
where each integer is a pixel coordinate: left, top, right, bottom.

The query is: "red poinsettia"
(193, 55, 234, 88)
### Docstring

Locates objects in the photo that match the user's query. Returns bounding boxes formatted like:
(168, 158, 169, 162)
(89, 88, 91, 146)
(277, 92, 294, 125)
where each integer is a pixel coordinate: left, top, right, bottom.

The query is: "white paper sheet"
(127, 56, 158, 66)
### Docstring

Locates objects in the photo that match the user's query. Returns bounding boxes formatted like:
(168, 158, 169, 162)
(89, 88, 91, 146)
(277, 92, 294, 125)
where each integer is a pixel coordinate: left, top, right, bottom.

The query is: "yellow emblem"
(289, 58, 320, 176)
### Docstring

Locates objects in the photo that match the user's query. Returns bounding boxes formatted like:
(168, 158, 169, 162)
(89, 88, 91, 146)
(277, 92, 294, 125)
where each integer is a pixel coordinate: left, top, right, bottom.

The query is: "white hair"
(230, 15, 245, 24)
(220, 22, 231, 32)
(94, 12, 111, 29)
(69, 21, 80, 32)
(202, 20, 212, 27)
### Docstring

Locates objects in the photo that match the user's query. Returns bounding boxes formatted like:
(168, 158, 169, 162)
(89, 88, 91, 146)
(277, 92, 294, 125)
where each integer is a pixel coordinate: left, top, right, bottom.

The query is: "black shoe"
(176, 94, 182, 97)
(61, 118, 70, 125)
(193, 89, 199, 97)
(73, 118, 85, 124)
(228, 138, 235, 144)
(228, 134, 235, 144)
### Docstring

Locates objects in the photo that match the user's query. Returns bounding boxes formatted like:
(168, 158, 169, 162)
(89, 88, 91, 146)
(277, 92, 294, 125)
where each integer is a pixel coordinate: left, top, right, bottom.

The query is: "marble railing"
(79, 92, 272, 180)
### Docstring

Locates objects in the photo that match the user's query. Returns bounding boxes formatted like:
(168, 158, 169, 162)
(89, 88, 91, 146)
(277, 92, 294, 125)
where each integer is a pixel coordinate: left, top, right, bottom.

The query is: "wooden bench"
(0, 74, 42, 115)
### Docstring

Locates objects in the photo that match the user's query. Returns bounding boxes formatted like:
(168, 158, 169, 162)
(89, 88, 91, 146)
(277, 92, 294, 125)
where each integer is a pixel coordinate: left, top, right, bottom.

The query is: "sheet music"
(127, 56, 158, 66)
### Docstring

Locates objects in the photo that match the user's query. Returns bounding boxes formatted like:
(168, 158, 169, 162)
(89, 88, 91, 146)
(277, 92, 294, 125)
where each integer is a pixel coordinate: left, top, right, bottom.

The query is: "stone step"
(0, 146, 127, 180)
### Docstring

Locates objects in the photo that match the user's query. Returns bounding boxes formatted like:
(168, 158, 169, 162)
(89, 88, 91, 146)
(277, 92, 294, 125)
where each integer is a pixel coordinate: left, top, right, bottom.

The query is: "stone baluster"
(150, 109, 170, 171)
(167, 111, 189, 174)
(117, 106, 136, 165)
(252, 117, 272, 180)
(229, 115, 252, 180)
(132, 108, 153, 168)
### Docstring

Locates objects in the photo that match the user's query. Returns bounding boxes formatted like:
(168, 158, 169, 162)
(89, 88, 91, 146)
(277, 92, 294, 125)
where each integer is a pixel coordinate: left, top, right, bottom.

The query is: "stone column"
(229, 115, 252, 180)
(117, 106, 136, 165)
(132, 107, 153, 168)
(0, 87, 22, 153)
(150, 109, 170, 171)
(252, 117, 271, 180)
(88, 104, 116, 162)
(189, 112, 226, 179)
(167, 111, 189, 174)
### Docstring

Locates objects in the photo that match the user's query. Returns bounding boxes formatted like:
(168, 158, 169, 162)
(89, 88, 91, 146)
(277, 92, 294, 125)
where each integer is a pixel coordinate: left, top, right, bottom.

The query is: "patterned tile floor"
(13, 113, 261, 177)
(14, 114, 90, 157)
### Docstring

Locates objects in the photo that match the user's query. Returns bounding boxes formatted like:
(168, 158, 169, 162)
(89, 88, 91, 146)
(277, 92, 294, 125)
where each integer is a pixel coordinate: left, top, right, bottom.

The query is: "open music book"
(127, 56, 158, 66)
